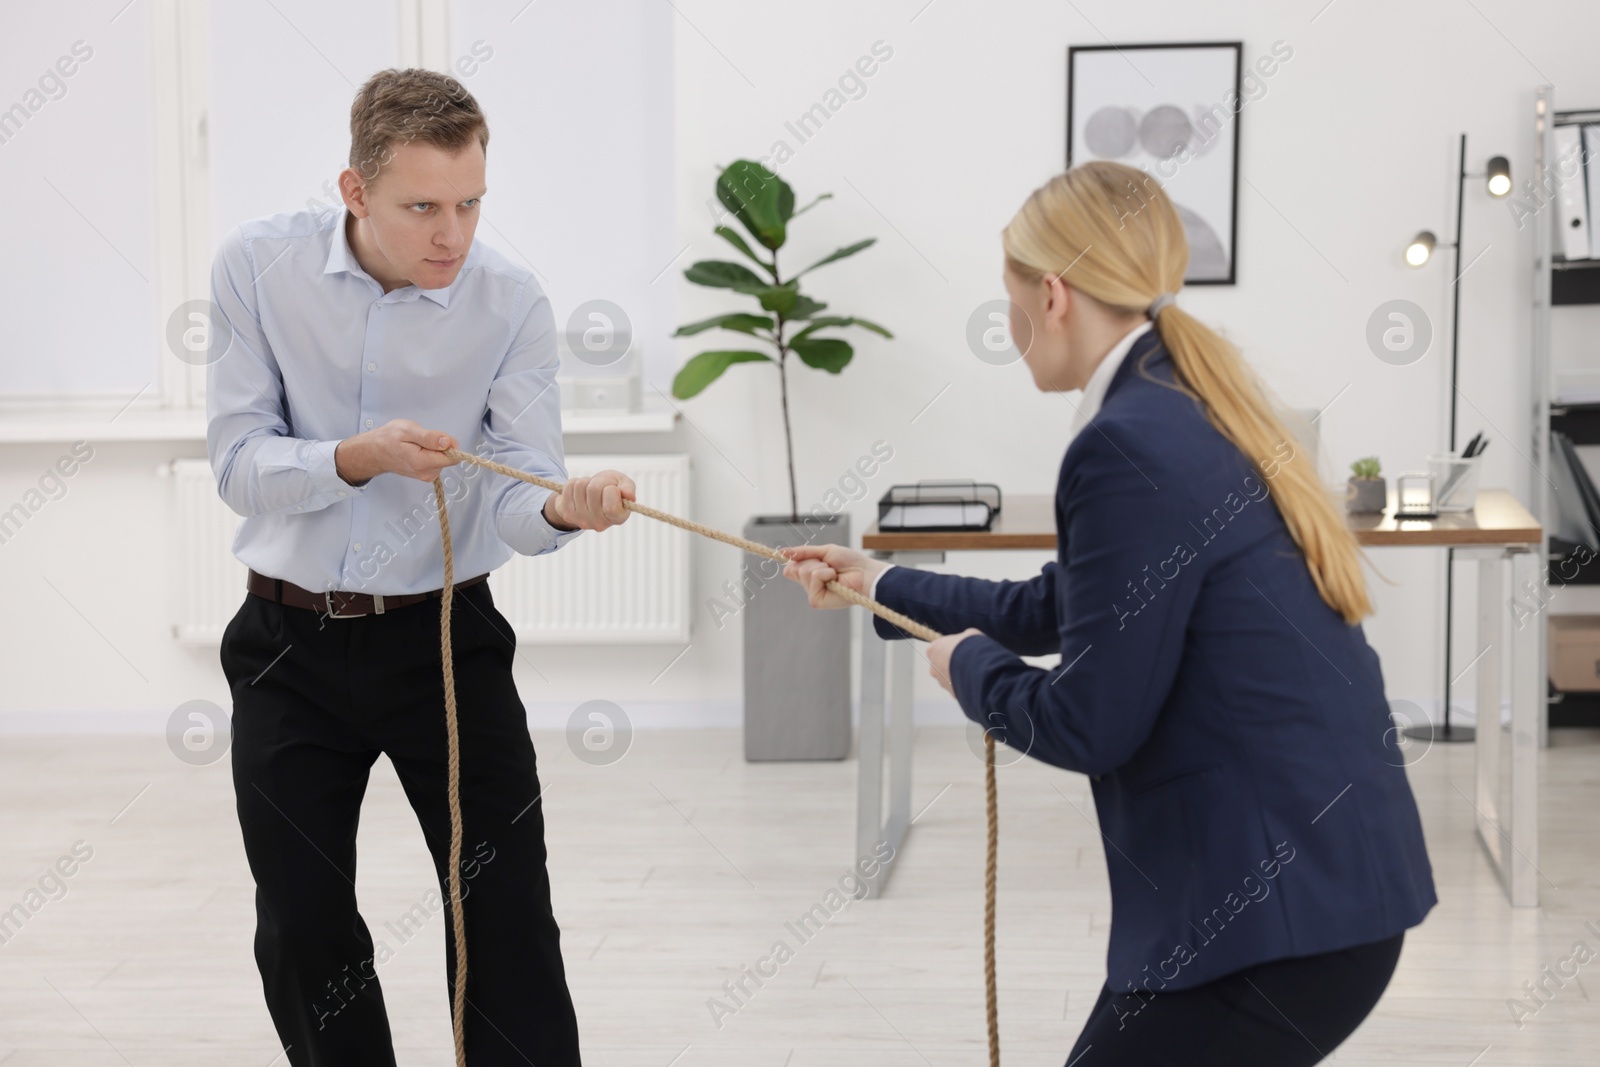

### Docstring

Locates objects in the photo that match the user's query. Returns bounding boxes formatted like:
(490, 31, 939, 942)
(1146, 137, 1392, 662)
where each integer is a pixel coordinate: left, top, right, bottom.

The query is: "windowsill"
(0, 404, 208, 444)
(0, 398, 681, 444)
(561, 400, 680, 435)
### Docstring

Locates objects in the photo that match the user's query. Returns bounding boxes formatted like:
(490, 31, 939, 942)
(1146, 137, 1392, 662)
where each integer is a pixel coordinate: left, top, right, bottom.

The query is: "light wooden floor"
(1, 725, 1598, 1065)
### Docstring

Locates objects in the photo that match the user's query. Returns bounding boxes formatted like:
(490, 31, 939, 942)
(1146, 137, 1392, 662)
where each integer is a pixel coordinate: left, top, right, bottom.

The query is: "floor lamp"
(1401, 133, 1513, 743)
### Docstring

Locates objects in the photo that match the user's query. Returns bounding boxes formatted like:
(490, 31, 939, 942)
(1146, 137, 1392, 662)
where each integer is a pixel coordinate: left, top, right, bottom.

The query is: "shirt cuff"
(541, 494, 586, 541)
(868, 562, 897, 600)
(309, 438, 369, 499)
(502, 485, 585, 557)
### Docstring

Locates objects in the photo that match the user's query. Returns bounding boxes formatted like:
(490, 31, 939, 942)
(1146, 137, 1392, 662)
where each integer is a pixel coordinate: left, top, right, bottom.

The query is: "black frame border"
(1066, 40, 1244, 287)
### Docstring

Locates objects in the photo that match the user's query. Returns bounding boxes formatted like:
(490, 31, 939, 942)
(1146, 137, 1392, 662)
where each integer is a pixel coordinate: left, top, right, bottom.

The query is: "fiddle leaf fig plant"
(672, 159, 893, 521)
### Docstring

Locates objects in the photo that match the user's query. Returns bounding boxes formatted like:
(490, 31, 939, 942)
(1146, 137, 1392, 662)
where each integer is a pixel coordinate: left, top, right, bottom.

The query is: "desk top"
(863, 494, 1059, 551)
(861, 488, 1541, 551)
(1344, 488, 1540, 546)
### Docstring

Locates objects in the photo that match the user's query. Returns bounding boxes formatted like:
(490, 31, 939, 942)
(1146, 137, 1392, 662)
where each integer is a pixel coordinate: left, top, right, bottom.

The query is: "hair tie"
(1147, 292, 1176, 319)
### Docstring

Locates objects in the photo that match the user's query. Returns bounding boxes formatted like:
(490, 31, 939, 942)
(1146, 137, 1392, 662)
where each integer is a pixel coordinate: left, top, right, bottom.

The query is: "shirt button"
(367, 362, 376, 372)
(364, 419, 374, 428)
(338, 490, 347, 497)
(353, 543, 362, 552)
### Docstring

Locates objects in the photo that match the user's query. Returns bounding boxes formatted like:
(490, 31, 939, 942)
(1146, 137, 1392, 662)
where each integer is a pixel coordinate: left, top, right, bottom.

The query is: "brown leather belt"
(246, 568, 488, 618)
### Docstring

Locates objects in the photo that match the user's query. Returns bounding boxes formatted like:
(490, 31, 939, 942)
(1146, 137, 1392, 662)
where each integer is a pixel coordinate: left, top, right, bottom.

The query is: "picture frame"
(1066, 41, 1243, 285)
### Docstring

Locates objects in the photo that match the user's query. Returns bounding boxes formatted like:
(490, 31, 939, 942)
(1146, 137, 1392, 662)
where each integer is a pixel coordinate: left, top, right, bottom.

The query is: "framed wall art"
(1067, 41, 1243, 284)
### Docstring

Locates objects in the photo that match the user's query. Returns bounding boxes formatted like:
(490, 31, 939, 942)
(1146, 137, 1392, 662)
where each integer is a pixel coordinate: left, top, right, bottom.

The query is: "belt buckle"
(323, 590, 374, 619)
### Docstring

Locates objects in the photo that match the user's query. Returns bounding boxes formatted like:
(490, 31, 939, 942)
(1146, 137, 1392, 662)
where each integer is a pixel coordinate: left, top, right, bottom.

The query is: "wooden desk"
(1343, 488, 1540, 546)
(862, 495, 1058, 552)
(856, 489, 1542, 907)
(861, 489, 1541, 552)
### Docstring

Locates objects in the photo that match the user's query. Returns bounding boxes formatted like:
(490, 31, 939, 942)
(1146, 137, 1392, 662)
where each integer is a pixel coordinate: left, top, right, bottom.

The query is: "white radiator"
(492, 453, 692, 644)
(171, 458, 250, 644)
(169, 453, 691, 645)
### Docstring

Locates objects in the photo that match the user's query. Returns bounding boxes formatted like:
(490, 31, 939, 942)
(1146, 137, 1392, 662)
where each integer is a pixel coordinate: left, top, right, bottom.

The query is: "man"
(207, 67, 631, 1066)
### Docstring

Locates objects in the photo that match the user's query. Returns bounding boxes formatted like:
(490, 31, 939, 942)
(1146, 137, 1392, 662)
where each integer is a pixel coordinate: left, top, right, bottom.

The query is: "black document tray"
(876, 481, 1002, 532)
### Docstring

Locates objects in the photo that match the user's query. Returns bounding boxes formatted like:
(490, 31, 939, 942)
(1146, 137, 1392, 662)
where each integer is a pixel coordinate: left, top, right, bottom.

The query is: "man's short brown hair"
(348, 68, 489, 183)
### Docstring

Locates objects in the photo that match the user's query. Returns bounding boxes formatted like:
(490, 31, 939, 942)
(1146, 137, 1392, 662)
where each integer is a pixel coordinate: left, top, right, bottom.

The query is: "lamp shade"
(1405, 230, 1437, 268)
(1486, 156, 1512, 198)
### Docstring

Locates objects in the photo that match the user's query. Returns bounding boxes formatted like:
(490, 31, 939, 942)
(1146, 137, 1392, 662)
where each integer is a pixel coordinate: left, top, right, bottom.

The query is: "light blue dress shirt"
(206, 203, 583, 596)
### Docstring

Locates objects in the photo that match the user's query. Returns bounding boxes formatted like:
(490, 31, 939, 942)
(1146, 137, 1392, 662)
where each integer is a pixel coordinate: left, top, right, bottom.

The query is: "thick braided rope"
(984, 731, 999, 1067)
(431, 447, 1000, 1066)
(431, 477, 470, 1067)
(440, 450, 942, 642)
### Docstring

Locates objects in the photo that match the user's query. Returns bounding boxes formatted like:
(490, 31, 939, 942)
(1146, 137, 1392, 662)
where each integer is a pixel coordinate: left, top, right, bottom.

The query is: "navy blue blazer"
(873, 331, 1436, 993)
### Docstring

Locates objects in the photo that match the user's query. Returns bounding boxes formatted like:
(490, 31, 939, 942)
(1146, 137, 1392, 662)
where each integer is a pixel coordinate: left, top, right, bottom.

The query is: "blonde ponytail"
(1003, 162, 1373, 624)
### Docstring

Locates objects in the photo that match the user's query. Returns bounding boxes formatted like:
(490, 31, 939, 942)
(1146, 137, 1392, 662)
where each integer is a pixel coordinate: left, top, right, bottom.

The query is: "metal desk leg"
(857, 590, 888, 897)
(887, 623, 914, 859)
(857, 550, 943, 899)
(1461, 546, 1540, 907)
(1473, 548, 1502, 842)
(1508, 547, 1540, 906)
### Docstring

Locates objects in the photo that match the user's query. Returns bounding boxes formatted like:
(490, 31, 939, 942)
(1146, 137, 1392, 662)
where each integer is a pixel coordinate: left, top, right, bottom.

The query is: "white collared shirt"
(867, 318, 1154, 601)
(1069, 318, 1153, 438)
(206, 204, 583, 595)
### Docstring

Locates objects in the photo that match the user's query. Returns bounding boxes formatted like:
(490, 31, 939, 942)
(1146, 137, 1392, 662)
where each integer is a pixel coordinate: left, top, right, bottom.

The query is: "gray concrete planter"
(1346, 476, 1387, 514)
(740, 512, 852, 761)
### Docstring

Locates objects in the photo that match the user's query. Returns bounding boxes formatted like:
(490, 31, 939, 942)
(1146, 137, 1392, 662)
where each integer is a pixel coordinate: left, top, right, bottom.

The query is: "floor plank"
(1, 726, 1596, 1064)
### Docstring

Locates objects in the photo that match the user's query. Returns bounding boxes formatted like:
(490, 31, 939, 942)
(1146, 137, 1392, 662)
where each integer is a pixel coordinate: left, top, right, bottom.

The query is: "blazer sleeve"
(946, 426, 1210, 776)
(870, 560, 1062, 658)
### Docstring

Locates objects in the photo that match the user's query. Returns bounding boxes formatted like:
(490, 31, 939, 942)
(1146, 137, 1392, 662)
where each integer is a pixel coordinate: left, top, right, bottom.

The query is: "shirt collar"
(323, 203, 469, 308)
(1070, 318, 1154, 435)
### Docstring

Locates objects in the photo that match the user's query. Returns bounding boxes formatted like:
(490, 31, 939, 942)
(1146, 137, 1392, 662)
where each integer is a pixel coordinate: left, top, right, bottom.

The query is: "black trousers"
(1065, 933, 1404, 1066)
(220, 577, 580, 1066)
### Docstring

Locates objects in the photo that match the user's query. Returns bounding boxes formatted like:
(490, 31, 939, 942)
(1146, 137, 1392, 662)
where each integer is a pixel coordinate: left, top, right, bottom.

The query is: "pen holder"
(1428, 452, 1479, 512)
(1394, 470, 1437, 518)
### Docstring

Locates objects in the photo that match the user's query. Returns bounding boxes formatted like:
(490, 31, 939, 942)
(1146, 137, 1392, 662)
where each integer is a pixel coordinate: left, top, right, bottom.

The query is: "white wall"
(664, 0, 1600, 724)
(0, 5, 156, 397)
(207, 0, 398, 237)
(5, 0, 1600, 730)
(0, 0, 689, 730)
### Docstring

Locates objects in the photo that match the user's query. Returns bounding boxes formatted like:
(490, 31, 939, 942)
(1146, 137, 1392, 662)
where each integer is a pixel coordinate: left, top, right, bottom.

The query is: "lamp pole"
(1440, 132, 1473, 742)
(1407, 132, 1475, 743)
(1400, 135, 1510, 743)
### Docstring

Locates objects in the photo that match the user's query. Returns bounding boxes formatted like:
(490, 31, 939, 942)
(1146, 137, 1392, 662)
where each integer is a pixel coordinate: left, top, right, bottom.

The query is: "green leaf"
(752, 283, 800, 316)
(716, 160, 792, 251)
(714, 226, 774, 273)
(671, 350, 774, 399)
(792, 315, 893, 341)
(789, 337, 853, 373)
(673, 312, 775, 338)
(756, 288, 828, 320)
(789, 295, 828, 320)
(791, 192, 833, 218)
(684, 260, 768, 292)
(796, 238, 876, 277)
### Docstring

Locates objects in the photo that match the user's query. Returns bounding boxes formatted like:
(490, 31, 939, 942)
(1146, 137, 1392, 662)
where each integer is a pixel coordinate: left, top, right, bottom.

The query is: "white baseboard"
(0, 698, 974, 734)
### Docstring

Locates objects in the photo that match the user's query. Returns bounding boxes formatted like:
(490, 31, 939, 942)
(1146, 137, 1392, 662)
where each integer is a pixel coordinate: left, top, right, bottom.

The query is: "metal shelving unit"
(1532, 86, 1600, 729)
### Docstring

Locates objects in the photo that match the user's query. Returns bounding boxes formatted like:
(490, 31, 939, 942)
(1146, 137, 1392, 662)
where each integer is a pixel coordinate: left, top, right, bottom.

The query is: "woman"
(779, 161, 1435, 1066)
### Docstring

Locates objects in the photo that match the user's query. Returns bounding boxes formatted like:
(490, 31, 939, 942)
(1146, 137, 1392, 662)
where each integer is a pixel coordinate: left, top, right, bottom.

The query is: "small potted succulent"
(1347, 456, 1386, 514)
